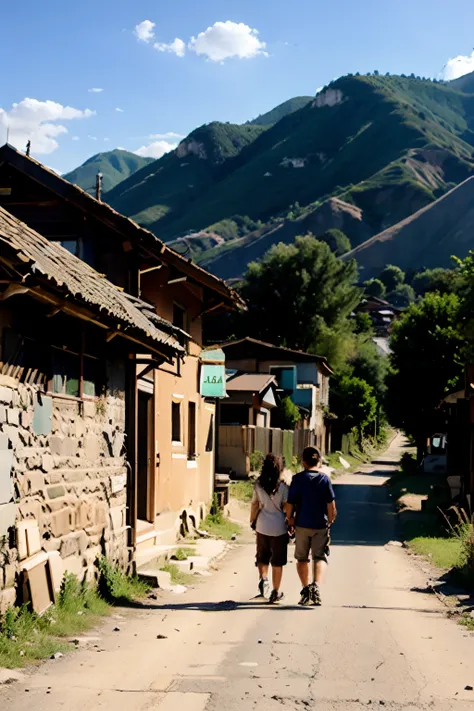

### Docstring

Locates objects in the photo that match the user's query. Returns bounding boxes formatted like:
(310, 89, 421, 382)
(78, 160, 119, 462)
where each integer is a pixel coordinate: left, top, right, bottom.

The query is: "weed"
(171, 547, 197, 561)
(230, 480, 255, 503)
(97, 556, 150, 603)
(200, 515, 242, 541)
(249, 450, 264, 473)
(460, 613, 474, 631)
(160, 563, 194, 586)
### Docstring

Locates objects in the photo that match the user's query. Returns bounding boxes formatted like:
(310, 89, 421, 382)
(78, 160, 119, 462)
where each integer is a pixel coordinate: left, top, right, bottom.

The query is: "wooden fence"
(218, 425, 317, 477)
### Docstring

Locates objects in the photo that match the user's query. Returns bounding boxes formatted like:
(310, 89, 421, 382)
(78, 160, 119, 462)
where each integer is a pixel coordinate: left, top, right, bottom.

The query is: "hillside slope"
(63, 149, 154, 193)
(198, 197, 374, 279)
(343, 177, 474, 277)
(105, 122, 265, 227)
(248, 96, 313, 126)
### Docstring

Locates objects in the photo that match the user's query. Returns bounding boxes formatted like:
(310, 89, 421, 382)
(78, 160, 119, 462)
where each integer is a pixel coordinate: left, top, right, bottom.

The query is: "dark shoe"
(258, 578, 270, 599)
(269, 590, 284, 604)
(310, 583, 322, 606)
(298, 585, 311, 606)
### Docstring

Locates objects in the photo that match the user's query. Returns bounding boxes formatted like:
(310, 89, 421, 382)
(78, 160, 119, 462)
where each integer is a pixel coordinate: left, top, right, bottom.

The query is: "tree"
(279, 396, 301, 430)
(319, 229, 351, 256)
(351, 340, 390, 403)
(374, 70, 380, 76)
(364, 278, 386, 298)
(412, 267, 461, 297)
(380, 264, 405, 292)
(353, 312, 374, 336)
(387, 292, 464, 458)
(239, 236, 361, 355)
(386, 283, 415, 307)
(330, 376, 377, 434)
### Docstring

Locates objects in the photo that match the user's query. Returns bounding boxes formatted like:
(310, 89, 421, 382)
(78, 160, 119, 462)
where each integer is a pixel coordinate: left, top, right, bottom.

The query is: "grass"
(171, 547, 197, 561)
(0, 561, 152, 669)
(160, 563, 195, 586)
(97, 556, 150, 603)
(460, 614, 474, 631)
(230, 480, 255, 503)
(200, 516, 242, 541)
(409, 536, 465, 570)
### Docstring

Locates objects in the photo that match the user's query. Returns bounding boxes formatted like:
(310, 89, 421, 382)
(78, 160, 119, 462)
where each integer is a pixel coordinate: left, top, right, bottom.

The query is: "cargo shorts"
(294, 527, 330, 563)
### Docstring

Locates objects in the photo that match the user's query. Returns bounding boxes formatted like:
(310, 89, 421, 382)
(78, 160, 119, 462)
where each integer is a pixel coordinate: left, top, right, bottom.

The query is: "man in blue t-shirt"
(286, 446, 337, 606)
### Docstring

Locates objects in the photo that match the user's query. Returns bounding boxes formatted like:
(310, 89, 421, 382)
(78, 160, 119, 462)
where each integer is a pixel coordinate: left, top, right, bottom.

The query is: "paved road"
(2, 435, 474, 710)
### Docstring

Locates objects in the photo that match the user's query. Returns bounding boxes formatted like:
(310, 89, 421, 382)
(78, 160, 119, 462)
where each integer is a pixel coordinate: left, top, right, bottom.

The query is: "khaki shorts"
(295, 527, 330, 563)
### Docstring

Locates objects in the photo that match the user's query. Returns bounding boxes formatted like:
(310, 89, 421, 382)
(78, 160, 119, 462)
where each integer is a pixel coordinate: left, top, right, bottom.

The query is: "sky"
(2, 0, 474, 174)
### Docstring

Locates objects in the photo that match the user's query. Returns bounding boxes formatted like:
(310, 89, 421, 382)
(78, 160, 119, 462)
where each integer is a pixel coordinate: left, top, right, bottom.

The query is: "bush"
(249, 450, 264, 472)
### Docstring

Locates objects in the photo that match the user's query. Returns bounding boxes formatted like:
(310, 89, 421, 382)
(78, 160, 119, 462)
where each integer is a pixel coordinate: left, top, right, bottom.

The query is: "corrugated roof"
(0, 144, 246, 311)
(226, 373, 277, 393)
(0, 206, 184, 355)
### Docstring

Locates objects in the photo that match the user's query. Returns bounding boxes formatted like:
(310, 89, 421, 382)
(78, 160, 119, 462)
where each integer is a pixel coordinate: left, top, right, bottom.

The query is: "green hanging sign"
(200, 348, 226, 398)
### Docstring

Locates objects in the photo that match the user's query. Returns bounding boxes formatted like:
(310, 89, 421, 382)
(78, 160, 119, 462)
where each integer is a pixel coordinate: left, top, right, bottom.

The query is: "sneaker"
(310, 583, 322, 606)
(298, 585, 311, 606)
(258, 578, 270, 598)
(269, 590, 284, 604)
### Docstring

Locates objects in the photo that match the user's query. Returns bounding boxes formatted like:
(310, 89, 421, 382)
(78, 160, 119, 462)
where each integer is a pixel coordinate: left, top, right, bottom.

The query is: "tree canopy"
(386, 283, 415, 307)
(330, 376, 377, 434)
(387, 292, 464, 453)
(411, 267, 461, 297)
(364, 278, 386, 298)
(380, 264, 405, 292)
(239, 236, 361, 355)
(319, 229, 351, 257)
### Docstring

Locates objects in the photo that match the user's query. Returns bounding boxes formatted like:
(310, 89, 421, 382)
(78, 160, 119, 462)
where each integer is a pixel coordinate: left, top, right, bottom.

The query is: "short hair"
(302, 446, 321, 467)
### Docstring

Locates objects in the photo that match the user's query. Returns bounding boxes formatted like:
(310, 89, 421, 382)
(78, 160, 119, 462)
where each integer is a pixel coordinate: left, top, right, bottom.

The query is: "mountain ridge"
(63, 149, 154, 194)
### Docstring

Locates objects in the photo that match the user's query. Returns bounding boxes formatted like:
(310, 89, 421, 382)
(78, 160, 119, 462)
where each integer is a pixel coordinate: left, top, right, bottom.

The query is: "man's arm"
(327, 500, 337, 526)
(284, 502, 295, 525)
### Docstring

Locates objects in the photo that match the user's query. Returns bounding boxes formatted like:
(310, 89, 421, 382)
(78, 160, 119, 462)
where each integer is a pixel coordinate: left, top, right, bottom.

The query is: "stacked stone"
(0, 377, 130, 611)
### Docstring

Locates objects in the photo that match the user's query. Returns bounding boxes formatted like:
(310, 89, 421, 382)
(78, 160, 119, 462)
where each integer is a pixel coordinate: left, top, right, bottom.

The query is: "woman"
(250, 453, 289, 604)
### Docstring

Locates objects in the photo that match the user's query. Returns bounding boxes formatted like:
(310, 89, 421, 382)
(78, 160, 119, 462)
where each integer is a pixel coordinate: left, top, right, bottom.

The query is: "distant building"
(355, 295, 401, 336)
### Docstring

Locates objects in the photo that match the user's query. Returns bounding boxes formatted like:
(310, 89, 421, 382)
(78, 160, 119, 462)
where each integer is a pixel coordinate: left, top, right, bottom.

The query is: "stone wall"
(0, 360, 129, 612)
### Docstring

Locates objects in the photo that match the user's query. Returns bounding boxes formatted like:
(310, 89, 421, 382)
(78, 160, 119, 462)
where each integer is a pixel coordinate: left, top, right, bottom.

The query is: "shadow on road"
(330, 481, 399, 547)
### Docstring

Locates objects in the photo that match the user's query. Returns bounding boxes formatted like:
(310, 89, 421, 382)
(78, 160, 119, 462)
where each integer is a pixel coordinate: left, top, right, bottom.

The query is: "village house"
(0, 206, 184, 613)
(216, 338, 332, 477)
(0, 143, 244, 571)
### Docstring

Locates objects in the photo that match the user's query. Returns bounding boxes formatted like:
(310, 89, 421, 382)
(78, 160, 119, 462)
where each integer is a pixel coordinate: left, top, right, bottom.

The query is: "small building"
(355, 296, 401, 336)
(0, 143, 244, 569)
(0, 207, 183, 613)
(216, 338, 333, 476)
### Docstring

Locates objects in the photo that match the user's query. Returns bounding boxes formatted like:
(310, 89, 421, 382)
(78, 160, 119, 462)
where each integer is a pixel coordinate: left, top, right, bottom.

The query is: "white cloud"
(188, 21, 267, 62)
(72, 135, 80, 141)
(134, 19, 155, 43)
(115, 107, 124, 113)
(104, 137, 110, 142)
(134, 139, 177, 159)
(0, 98, 95, 154)
(88, 135, 97, 141)
(441, 50, 474, 81)
(88, 87, 104, 93)
(154, 37, 186, 58)
(149, 131, 185, 140)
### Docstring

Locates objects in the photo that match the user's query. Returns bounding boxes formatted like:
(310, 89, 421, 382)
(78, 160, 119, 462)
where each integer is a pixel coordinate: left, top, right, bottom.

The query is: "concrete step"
(138, 569, 172, 589)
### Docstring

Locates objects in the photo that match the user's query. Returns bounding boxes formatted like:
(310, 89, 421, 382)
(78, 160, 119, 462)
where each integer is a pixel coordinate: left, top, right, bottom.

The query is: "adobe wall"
(0, 361, 128, 612)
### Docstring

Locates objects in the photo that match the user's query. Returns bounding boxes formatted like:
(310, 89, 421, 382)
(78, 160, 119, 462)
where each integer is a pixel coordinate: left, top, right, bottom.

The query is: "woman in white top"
(250, 453, 289, 604)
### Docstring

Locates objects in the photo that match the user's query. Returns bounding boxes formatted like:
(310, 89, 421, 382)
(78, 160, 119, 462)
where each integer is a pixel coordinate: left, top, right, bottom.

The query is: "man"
(285, 446, 337, 606)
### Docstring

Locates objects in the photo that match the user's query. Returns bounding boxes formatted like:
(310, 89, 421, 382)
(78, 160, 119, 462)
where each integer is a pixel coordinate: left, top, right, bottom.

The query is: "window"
(188, 402, 196, 459)
(61, 240, 79, 257)
(173, 303, 186, 331)
(172, 401, 181, 443)
(205, 415, 214, 452)
(52, 349, 80, 397)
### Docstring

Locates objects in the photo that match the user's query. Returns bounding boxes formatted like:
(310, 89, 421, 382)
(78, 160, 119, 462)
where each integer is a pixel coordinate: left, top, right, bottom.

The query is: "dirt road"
(2, 435, 474, 710)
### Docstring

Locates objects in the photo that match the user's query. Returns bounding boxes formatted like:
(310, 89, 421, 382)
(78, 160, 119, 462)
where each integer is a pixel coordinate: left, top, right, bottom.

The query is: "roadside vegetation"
(0, 559, 148, 669)
(201, 495, 242, 541)
(160, 563, 195, 586)
(0, 559, 149, 669)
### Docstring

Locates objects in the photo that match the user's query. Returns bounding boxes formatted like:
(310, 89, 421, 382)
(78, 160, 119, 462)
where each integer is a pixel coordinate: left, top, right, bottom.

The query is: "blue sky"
(2, 0, 474, 173)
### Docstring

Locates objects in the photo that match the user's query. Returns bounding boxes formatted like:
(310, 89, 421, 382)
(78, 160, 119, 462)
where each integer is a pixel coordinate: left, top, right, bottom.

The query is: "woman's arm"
(250, 489, 260, 526)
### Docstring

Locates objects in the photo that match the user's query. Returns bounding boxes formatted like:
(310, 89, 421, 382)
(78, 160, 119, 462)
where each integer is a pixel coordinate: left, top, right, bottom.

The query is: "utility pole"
(95, 172, 103, 201)
(26, 140, 31, 157)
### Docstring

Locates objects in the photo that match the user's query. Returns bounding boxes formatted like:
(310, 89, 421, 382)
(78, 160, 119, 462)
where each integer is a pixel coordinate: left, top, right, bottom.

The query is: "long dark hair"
(258, 453, 282, 495)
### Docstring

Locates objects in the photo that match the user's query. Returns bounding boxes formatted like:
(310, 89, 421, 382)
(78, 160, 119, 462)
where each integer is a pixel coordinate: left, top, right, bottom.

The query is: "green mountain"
(105, 75, 474, 276)
(247, 96, 313, 126)
(450, 70, 474, 94)
(344, 176, 474, 278)
(105, 123, 265, 227)
(64, 149, 154, 194)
